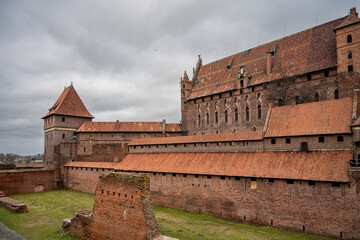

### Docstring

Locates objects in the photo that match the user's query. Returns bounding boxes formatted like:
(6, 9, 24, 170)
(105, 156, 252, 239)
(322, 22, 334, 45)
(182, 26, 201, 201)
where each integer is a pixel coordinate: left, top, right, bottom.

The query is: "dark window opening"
(287, 179, 294, 184)
(286, 138, 291, 144)
(318, 136, 325, 143)
(195, 174, 199, 178)
(324, 70, 329, 77)
(245, 106, 250, 121)
(207, 175, 212, 179)
(215, 111, 219, 124)
(183, 174, 187, 178)
(271, 139, 276, 144)
(153, 172, 156, 176)
(202, 97, 204, 102)
(315, 92, 319, 102)
(337, 136, 344, 142)
(84, 147, 86, 152)
(219, 94, 222, 99)
(198, 114, 201, 127)
(332, 182, 340, 188)
(235, 108, 238, 122)
(240, 80, 244, 88)
(348, 51, 352, 59)
(348, 65, 353, 72)
(257, 105, 261, 119)
(235, 177, 240, 181)
(62, 117, 65, 122)
(62, 134, 65, 139)
(271, 220, 273, 226)
(206, 113, 209, 125)
(183, 84, 185, 89)
(225, 110, 228, 123)
(251, 178, 256, 182)
(303, 225, 305, 232)
(278, 98, 284, 106)
(227, 65, 231, 70)
(295, 96, 300, 104)
(251, 86, 255, 92)
(268, 178, 274, 183)
(347, 34, 352, 43)
(309, 181, 316, 186)
(334, 89, 339, 99)
(162, 173, 166, 176)
(172, 173, 176, 177)
(220, 176, 226, 180)
(307, 74, 311, 80)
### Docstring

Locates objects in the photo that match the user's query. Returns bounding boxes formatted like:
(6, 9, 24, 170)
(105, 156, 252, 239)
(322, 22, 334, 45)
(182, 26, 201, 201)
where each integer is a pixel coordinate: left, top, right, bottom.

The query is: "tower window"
(198, 114, 201, 127)
(347, 34, 352, 43)
(240, 80, 244, 88)
(225, 110, 228, 123)
(245, 106, 249, 121)
(324, 70, 329, 77)
(271, 139, 276, 144)
(62, 134, 65, 139)
(235, 108, 238, 122)
(206, 113, 209, 125)
(307, 74, 311, 80)
(215, 111, 218, 124)
(62, 117, 65, 122)
(348, 65, 353, 72)
(286, 138, 291, 144)
(348, 51, 352, 59)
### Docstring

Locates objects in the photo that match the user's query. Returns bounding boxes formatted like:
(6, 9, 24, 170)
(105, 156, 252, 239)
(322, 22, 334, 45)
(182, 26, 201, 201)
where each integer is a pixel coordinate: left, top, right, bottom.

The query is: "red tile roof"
(63, 161, 117, 169)
(128, 131, 263, 146)
(352, 117, 360, 127)
(115, 151, 352, 182)
(334, 15, 360, 30)
(76, 121, 181, 133)
(187, 17, 347, 100)
(42, 86, 94, 119)
(265, 98, 353, 138)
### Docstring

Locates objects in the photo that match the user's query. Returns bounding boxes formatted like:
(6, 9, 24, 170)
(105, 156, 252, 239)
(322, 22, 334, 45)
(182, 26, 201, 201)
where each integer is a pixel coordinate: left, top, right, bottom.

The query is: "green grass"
(0, 190, 334, 240)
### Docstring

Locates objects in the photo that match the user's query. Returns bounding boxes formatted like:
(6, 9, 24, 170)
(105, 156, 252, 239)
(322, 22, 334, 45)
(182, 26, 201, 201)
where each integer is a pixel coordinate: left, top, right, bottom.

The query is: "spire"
(192, 55, 202, 81)
(183, 71, 189, 82)
(42, 86, 94, 119)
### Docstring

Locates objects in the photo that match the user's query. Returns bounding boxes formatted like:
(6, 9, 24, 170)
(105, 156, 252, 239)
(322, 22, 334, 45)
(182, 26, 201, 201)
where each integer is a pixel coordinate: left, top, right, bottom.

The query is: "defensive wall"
(0, 169, 55, 195)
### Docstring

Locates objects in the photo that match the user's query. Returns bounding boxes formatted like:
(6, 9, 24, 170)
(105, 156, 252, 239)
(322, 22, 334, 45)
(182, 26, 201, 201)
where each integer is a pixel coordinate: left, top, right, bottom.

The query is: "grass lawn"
(0, 190, 333, 240)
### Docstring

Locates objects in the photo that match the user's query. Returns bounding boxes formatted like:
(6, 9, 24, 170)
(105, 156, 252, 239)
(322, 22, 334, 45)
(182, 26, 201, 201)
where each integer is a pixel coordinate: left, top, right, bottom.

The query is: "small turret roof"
(42, 85, 94, 119)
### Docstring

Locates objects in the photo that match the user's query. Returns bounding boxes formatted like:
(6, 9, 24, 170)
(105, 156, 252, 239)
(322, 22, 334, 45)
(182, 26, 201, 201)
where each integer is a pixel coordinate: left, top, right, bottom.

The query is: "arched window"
(348, 51, 352, 59)
(198, 114, 201, 127)
(225, 110, 228, 123)
(257, 105, 262, 119)
(245, 106, 250, 121)
(62, 134, 65, 139)
(215, 111, 218, 124)
(334, 89, 339, 99)
(235, 108, 238, 122)
(315, 92, 319, 102)
(206, 113, 209, 125)
(347, 34, 352, 43)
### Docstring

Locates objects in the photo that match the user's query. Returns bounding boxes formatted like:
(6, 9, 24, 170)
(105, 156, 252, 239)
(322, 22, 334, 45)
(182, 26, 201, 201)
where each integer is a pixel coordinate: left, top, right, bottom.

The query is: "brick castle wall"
(0, 170, 55, 195)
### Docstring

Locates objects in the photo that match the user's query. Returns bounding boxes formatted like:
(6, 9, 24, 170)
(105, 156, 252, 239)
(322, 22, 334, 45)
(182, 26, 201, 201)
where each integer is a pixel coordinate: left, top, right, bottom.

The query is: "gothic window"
(206, 113, 209, 125)
(235, 108, 238, 122)
(334, 89, 339, 99)
(257, 105, 261, 119)
(348, 51, 352, 59)
(225, 110, 228, 123)
(198, 114, 201, 127)
(315, 92, 319, 102)
(347, 34, 352, 43)
(62, 134, 65, 139)
(215, 111, 218, 124)
(245, 106, 249, 121)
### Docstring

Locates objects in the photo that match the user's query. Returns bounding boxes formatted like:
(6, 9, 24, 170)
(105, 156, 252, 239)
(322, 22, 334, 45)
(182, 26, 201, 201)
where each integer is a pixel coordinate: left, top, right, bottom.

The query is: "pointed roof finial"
(183, 71, 189, 82)
(70, 82, 74, 88)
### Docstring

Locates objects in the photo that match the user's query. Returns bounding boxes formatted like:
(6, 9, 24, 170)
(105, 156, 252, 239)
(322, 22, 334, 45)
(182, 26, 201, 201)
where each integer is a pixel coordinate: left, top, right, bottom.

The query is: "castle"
(1, 8, 360, 240)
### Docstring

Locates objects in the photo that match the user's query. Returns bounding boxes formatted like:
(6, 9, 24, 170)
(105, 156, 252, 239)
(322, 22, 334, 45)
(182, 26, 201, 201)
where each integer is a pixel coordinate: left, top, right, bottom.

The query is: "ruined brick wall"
(0, 170, 55, 195)
(77, 143, 127, 163)
(148, 173, 359, 239)
(65, 172, 159, 240)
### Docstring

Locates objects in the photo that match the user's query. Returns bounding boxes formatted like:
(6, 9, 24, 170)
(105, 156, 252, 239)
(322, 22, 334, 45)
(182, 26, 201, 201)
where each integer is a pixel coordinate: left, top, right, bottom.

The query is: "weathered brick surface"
(0, 197, 28, 213)
(0, 170, 55, 195)
(65, 166, 107, 193)
(65, 172, 160, 240)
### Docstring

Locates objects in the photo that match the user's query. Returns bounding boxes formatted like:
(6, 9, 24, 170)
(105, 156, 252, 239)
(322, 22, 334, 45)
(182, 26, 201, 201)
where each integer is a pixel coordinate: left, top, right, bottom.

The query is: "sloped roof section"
(63, 161, 117, 169)
(42, 86, 94, 119)
(265, 98, 353, 138)
(116, 151, 352, 182)
(129, 131, 263, 146)
(76, 121, 181, 133)
(187, 17, 346, 100)
(351, 117, 360, 127)
(334, 15, 360, 30)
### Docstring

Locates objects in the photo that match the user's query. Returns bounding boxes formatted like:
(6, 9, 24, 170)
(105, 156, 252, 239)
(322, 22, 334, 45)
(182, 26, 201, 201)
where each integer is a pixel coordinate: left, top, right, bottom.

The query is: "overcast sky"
(0, 0, 358, 155)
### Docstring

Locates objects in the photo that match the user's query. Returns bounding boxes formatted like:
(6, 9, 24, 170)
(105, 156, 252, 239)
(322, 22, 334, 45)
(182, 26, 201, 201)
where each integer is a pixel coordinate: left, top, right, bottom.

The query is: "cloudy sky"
(0, 0, 358, 155)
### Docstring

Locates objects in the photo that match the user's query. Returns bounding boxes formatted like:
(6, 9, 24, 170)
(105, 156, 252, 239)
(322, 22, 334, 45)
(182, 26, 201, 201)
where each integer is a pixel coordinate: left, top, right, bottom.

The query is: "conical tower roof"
(42, 85, 94, 119)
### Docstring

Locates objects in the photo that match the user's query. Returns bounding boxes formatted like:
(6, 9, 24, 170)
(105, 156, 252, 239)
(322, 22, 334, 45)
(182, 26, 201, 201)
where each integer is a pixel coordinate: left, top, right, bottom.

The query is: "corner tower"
(42, 84, 94, 170)
(180, 71, 192, 135)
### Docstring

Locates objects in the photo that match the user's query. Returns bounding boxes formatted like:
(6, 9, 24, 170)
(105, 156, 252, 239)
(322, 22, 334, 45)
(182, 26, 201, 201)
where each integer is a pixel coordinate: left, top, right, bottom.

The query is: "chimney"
(266, 52, 272, 75)
(353, 89, 360, 120)
(350, 7, 358, 18)
(162, 119, 166, 136)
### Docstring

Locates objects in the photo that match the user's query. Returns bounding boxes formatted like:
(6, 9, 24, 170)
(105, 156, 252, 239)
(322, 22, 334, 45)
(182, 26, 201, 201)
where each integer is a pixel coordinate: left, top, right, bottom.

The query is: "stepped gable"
(115, 151, 352, 182)
(265, 98, 353, 138)
(128, 131, 263, 146)
(76, 121, 181, 133)
(42, 85, 94, 119)
(187, 17, 346, 100)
